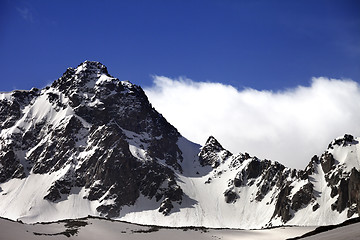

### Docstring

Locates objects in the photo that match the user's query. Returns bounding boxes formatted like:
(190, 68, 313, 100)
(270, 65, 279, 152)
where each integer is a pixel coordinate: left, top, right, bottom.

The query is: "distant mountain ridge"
(0, 61, 359, 228)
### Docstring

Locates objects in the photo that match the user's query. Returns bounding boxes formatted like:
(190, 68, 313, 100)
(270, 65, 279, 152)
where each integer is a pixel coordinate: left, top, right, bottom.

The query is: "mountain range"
(0, 61, 359, 229)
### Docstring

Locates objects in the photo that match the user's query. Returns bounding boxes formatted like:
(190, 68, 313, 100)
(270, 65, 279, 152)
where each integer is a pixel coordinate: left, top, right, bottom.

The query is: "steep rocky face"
(51, 61, 183, 170)
(224, 153, 314, 223)
(271, 134, 360, 223)
(0, 61, 183, 217)
(319, 135, 360, 218)
(201, 134, 359, 225)
(0, 88, 40, 181)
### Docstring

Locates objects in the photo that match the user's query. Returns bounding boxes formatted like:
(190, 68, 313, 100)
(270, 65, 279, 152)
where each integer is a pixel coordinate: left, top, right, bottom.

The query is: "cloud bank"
(144, 77, 360, 169)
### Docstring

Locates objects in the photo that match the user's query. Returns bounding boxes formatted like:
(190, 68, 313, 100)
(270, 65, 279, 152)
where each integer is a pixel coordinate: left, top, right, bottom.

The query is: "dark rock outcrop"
(320, 152, 335, 174)
(348, 168, 360, 217)
(291, 182, 314, 211)
(224, 189, 238, 203)
(198, 136, 231, 167)
(272, 184, 293, 223)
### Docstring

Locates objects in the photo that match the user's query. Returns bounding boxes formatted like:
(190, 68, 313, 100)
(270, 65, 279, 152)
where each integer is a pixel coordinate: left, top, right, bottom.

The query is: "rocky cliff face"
(204, 134, 360, 226)
(0, 61, 359, 228)
(321, 135, 360, 218)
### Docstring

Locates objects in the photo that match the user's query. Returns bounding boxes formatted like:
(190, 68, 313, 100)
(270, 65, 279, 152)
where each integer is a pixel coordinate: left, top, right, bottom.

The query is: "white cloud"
(16, 7, 34, 23)
(145, 76, 360, 169)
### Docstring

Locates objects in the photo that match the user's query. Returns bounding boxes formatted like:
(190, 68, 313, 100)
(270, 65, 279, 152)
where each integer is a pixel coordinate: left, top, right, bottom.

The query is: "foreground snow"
(299, 222, 360, 240)
(0, 217, 315, 240)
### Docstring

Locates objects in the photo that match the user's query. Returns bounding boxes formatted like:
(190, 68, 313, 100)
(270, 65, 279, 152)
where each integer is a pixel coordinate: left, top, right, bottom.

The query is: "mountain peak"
(199, 136, 232, 167)
(204, 136, 225, 151)
(51, 61, 112, 91)
(74, 60, 109, 76)
(329, 134, 356, 148)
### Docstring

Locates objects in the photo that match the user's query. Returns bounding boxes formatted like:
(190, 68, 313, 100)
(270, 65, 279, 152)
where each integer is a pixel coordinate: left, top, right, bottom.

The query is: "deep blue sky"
(1, 0, 359, 92)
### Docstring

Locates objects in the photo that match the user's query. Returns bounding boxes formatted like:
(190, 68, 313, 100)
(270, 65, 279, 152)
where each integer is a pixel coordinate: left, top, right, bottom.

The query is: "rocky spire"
(198, 136, 232, 167)
(51, 61, 111, 92)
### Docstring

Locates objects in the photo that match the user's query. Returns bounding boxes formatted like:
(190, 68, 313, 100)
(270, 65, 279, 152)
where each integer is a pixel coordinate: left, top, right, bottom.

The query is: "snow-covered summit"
(75, 60, 109, 74)
(53, 61, 109, 89)
(326, 134, 360, 170)
(51, 60, 138, 94)
(203, 136, 226, 152)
